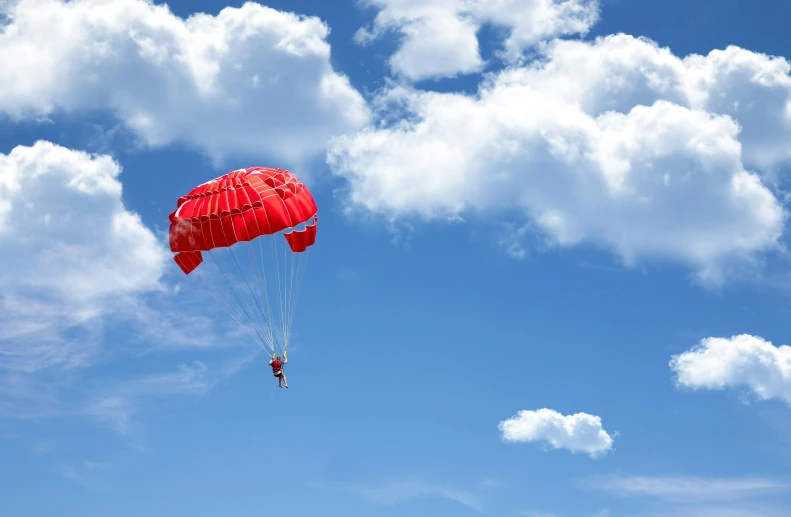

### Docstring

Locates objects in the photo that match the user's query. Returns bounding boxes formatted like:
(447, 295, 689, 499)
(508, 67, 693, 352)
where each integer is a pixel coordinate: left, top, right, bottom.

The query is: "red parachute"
(169, 167, 318, 357)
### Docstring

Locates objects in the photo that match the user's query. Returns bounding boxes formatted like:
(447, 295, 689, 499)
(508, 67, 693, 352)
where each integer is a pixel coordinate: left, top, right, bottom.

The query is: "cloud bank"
(0, 0, 370, 164)
(329, 34, 791, 282)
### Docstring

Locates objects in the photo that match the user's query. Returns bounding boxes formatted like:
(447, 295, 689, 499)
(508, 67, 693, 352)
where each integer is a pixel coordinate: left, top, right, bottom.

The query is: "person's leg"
(282, 371, 288, 388)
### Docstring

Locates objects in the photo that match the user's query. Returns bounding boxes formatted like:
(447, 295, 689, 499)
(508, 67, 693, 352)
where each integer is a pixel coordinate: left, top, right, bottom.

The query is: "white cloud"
(83, 395, 134, 435)
(0, 0, 370, 165)
(585, 474, 789, 503)
(0, 140, 168, 372)
(670, 334, 791, 405)
(355, 0, 600, 81)
(498, 408, 614, 458)
(328, 34, 791, 283)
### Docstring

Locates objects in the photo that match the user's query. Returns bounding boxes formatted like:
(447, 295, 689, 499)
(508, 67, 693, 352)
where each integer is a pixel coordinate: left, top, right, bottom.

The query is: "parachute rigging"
(168, 167, 318, 358)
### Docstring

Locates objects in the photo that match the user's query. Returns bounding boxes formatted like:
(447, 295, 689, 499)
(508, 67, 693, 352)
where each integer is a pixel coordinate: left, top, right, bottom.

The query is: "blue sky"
(3, 1, 791, 516)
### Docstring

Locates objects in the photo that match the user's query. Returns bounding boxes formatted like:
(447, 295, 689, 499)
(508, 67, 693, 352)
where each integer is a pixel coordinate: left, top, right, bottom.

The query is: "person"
(269, 353, 288, 388)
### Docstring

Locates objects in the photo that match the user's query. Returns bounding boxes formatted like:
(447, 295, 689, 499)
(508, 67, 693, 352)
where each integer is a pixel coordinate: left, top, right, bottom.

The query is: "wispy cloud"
(638, 504, 791, 517)
(316, 479, 484, 512)
(362, 480, 483, 511)
(84, 353, 257, 434)
(583, 475, 790, 503)
(55, 460, 109, 490)
(498, 222, 533, 260)
(83, 396, 135, 436)
(1, 349, 256, 436)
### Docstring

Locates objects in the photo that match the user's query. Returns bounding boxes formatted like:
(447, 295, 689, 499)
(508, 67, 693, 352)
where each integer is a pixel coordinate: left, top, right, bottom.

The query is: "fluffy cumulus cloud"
(498, 408, 614, 458)
(670, 334, 791, 405)
(355, 0, 600, 80)
(328, 34, 791, 282)
(0, 0, 370, 164)
(0, 140, 168, 373)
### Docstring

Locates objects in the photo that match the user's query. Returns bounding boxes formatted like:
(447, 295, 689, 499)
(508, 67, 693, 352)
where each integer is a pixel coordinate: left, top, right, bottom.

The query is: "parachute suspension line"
(283, 233, 291, 350)
(186, 224, 256, 344)
(195, 263, 256, 341)
(280, 232, 290, 353)
(239, 214, 279, 352)
(256, 230, 277, 354)
(288, 237, 298, 331)
(214, 226, 272, 354)
(284, 242, 302, 339)
(210, 254, 269, 353)
(287, 247, 310, 336)
(244, 237, 271, 345)
(207, 249, 270, 353)
(282, 227, 308, 352)
(199, 260, 248, 324)
(271, 233, 288, 353)
(278, 229, 301, 355)
(222, 221, 280, 355)
(256, 203, 285, 358)
(207, 220, 271, 354)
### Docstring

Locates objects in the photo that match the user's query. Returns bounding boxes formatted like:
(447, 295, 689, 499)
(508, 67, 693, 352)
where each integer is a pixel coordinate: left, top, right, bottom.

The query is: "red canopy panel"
(284, 215, 318, 253)
(173, 250, 203, 274)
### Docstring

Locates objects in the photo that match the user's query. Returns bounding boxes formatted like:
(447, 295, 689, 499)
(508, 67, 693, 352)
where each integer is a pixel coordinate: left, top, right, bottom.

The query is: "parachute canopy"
(169, 166, 317, 273)
(169, 167, 318, 356)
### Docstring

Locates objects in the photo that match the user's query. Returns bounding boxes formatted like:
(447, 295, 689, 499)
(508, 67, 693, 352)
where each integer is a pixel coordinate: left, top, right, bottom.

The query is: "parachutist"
(270, 354, 288, 388)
